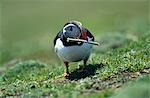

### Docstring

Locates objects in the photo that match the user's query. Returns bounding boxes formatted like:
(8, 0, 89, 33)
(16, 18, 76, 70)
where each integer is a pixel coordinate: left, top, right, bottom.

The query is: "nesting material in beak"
(67, 38, 100, 46)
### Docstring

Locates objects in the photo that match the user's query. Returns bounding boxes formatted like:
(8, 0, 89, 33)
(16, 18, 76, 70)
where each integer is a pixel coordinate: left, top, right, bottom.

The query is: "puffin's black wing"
(53, 31, 63, 46)
(84, 28, 95, 41)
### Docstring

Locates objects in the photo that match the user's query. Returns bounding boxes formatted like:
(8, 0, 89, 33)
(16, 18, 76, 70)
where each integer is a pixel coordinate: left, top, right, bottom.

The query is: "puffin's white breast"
(54, 38, 93, 62)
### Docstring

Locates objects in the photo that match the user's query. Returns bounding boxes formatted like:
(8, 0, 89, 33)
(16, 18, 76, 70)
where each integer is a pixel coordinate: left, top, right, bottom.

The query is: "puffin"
(54, 21, 94, 77)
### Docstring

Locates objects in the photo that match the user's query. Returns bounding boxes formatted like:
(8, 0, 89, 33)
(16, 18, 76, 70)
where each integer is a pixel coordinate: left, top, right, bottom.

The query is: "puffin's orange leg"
(64, 62, 70, 77)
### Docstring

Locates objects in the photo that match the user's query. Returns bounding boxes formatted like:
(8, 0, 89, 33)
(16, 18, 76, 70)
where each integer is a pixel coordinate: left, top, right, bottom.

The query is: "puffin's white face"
(63, 24, 81, 38)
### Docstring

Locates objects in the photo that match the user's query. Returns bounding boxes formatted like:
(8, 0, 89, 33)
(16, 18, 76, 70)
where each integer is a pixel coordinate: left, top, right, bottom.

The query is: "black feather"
(53, 31, 63, 46)
(84, 28, 95, 41)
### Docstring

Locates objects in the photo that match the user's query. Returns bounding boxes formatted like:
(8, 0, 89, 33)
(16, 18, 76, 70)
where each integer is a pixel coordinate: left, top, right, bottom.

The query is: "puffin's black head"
(62, 21, 82, 39)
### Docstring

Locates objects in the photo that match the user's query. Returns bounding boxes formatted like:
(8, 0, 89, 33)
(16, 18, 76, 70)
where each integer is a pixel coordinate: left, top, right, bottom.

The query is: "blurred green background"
(0, 0, 149, 65)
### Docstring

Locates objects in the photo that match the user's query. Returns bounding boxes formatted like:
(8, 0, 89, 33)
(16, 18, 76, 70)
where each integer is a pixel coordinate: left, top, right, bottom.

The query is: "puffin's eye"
(70, 26, 73, 31)
(67, 26, 73, 31)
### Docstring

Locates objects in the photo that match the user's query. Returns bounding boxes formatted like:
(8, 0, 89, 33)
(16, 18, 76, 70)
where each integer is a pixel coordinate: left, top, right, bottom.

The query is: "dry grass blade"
(67, 38, 100, 46)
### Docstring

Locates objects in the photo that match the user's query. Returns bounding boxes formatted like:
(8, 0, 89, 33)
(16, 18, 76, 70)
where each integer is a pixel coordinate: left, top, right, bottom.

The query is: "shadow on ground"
(67, 63, 105, 80)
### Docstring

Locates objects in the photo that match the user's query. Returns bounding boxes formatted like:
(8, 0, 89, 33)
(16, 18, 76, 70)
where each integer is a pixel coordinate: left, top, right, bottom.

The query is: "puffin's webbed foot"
(64, 72, 70, 77)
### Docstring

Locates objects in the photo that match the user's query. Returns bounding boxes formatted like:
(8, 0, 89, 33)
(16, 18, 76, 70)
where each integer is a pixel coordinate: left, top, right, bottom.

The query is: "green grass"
(110, 75, 150, 98)
(0, 0, 149, 97)
(0, 31, 149, 98)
